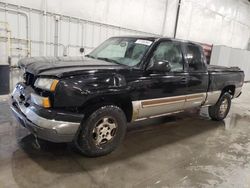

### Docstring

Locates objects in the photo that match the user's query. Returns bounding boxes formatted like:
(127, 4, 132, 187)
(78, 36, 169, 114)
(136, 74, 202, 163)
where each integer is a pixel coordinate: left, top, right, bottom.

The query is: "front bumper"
(11, 83, 83, 143)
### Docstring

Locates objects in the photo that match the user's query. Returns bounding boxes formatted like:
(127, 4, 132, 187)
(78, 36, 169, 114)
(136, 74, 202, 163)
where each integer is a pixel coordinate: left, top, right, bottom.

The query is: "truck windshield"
(86, 37, 153, 66)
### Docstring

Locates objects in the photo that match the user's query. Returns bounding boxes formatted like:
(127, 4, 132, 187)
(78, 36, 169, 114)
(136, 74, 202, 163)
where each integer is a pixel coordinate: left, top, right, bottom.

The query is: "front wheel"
(74, 105, 127, 157)
(208, 92, 231, 121)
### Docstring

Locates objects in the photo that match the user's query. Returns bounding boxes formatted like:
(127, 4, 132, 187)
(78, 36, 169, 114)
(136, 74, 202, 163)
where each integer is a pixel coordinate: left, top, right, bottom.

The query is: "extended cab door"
(183, 43, 209, 109)
(135, 40, 188, 119)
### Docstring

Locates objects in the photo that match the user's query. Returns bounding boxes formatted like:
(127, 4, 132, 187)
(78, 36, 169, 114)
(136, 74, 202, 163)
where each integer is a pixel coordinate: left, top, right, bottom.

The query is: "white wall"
(210, 45, 250, 81)
(176, 0, 250, 50)
(0, 0, 250, 66)
(3, 0, 167, 35)
(0, 0, 166, 65)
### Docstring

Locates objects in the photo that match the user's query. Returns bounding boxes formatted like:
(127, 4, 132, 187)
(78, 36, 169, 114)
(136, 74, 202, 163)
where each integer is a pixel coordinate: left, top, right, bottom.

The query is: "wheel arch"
(221, 85, 236, 97)
(78, 94, 133, 122)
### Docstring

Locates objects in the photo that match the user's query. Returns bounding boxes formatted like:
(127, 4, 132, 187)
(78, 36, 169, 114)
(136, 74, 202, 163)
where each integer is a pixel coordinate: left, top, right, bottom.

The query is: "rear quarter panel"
(208, 71, 244, 92)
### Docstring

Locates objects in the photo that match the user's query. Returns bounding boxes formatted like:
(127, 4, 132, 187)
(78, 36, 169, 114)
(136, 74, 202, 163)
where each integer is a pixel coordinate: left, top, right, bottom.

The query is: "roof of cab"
(111, 35, 201, 46)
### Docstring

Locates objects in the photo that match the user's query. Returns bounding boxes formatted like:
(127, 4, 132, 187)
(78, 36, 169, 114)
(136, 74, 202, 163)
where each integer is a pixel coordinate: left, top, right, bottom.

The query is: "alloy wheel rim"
(92, 117, 117, 146)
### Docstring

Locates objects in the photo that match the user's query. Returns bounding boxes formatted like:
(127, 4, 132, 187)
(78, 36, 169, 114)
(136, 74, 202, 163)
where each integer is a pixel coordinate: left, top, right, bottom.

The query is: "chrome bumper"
(11, 83, 83, 143)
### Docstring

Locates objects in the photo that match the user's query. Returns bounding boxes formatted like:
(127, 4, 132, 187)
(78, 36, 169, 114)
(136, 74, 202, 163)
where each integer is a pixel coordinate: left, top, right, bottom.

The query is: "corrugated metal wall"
(0, 0, 249, 67)
(0, 1, 159, 66)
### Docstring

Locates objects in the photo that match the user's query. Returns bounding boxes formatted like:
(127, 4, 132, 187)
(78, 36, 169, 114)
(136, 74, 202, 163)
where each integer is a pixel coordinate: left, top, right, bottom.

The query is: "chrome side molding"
(132, 92, 207, 121)
(203, 90, 221, 106)
(131, 87, 243, 121)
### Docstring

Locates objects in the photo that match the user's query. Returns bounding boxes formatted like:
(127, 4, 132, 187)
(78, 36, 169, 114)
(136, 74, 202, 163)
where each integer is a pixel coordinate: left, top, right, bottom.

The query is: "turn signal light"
(50, 80, 59, 92)
(42, 98, 51, 108)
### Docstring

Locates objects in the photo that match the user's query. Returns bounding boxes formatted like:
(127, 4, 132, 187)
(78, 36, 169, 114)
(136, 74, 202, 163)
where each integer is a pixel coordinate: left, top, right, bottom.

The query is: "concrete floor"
(1, 72, 250, 187)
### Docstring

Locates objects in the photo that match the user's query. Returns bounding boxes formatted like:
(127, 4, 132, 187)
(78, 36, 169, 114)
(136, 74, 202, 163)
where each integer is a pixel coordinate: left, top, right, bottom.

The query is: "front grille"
(24, 72, 36, 86)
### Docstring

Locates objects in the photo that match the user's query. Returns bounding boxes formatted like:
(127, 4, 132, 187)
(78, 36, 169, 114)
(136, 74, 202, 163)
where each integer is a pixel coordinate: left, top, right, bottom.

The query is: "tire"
(208, 92, 231, 121)
(74, 105, 127, 157)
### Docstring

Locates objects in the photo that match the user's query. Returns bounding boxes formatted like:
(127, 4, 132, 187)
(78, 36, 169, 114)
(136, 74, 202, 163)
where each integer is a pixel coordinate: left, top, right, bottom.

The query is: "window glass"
(186, 44, 205, 71)
(88, 38, 152, 66)
(149, 41, 184, 72)
(98, 42, 128, 58)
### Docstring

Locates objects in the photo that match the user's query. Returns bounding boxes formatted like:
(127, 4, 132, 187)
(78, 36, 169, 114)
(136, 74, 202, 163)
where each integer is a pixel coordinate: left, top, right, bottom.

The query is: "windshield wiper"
(96, 57, 125, 66)
(85, 54, 95, 59)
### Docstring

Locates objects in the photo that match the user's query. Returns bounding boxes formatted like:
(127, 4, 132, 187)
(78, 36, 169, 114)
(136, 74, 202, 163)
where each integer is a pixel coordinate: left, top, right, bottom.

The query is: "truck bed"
(207, 65, 241, 72)
(207, 65, 244, 92)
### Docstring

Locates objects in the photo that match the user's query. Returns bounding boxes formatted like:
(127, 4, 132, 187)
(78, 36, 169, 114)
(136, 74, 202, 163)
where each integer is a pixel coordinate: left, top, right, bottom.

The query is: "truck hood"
(18, 56, 128, 77)
(207, 65, 241, 72)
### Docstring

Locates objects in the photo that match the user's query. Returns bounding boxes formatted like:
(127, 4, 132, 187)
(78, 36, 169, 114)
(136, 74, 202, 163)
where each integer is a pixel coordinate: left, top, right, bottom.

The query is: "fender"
(54, 73, 129, 108)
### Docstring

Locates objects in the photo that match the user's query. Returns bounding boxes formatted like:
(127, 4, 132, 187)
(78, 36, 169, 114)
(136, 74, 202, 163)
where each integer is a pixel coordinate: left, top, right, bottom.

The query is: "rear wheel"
(74, 105, 127, 157)
(208, 92, 231, 121)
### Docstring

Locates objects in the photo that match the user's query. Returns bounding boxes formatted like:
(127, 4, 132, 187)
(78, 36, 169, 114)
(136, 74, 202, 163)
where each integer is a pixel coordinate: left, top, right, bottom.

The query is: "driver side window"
(186, 44, 205, 72)
(150, 41, 184, 72)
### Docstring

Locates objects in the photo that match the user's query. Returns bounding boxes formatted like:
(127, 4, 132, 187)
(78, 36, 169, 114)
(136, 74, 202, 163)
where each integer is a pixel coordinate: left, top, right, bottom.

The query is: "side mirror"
(147, 60, 171, 72)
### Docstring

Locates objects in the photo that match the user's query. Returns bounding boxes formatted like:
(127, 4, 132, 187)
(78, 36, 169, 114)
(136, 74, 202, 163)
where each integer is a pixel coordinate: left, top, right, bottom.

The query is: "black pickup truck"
(11, 36, 244, 157)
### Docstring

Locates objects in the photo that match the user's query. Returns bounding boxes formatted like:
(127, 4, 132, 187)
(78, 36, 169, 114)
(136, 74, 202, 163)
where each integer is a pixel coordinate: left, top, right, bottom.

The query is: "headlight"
(34, 78, 59, 92)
